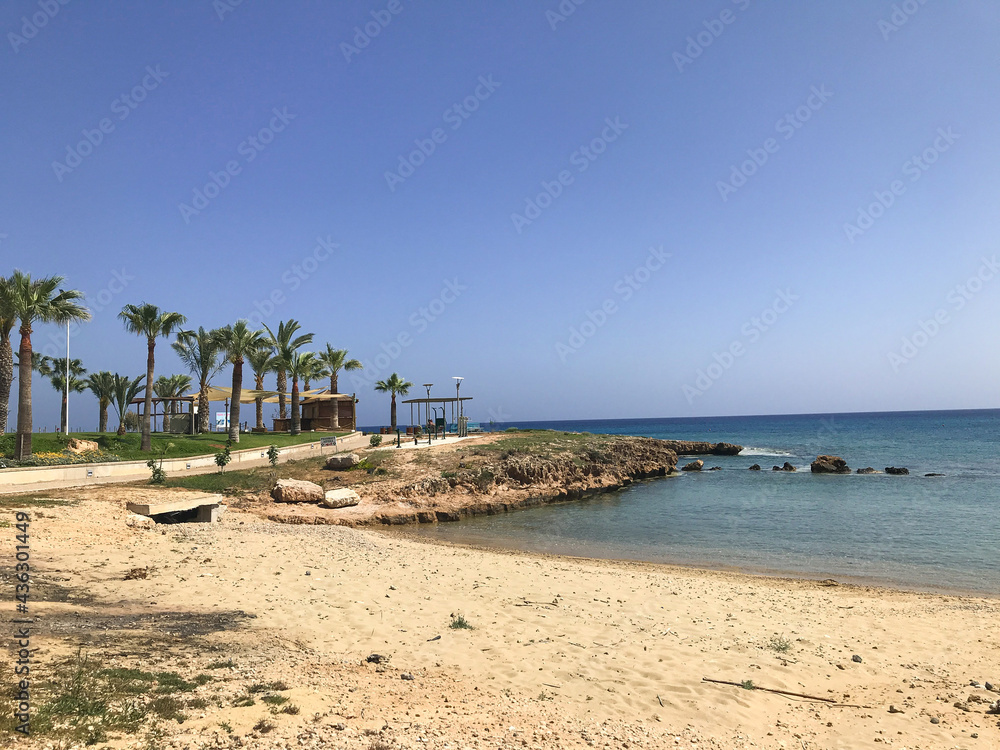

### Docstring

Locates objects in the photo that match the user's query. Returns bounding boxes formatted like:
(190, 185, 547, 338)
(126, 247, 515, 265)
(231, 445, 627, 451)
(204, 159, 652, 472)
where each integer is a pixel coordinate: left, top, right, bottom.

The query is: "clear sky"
(3, 0, 999, 431)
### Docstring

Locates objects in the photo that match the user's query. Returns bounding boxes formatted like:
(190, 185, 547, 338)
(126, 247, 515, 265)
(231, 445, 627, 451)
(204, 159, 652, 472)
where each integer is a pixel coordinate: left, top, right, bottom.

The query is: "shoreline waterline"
(384, 523, 1000, 600)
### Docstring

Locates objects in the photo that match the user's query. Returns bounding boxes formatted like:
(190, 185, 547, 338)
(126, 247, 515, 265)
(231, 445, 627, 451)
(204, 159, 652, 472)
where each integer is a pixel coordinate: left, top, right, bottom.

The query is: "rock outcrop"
(663, 441, 742, 456)
(856, 467, 879, 474)
(811, 455, 851, 474)
(67, 438, 100, 454)
(325, 453, 360, 470)
(749, 464, 761, 471)
(681, 460, 704, 472)
(885, 467, 909, 475)
(272, 478, 325, 503)
(772, 462, 796, 472)
(125, 513, 155, 529)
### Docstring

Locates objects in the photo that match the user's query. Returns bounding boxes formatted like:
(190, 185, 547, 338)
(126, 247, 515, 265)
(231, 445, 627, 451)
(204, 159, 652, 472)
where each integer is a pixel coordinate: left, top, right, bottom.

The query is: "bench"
(126, 496, 224, 523)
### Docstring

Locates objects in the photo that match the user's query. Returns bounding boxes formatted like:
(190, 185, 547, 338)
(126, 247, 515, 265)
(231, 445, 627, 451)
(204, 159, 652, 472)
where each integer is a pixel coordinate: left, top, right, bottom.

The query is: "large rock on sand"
(325, 453, 360, 470)
(67, 438, 99, 454)
(125, 513, 155, 529)
(321, 488, 361, 509)
(811, 455, 851, 474)
(271, 478, 324, 503)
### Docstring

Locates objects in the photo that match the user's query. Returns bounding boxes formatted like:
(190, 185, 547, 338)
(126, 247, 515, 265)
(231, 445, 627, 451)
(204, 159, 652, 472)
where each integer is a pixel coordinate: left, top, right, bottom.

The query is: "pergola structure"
(129, 395, 198, 434)
(400, 396, 473, 431)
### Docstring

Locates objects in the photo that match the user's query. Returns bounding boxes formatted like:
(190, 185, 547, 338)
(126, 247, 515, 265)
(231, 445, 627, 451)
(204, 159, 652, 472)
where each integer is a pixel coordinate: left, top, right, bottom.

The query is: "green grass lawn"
(0, 431, 351, 463)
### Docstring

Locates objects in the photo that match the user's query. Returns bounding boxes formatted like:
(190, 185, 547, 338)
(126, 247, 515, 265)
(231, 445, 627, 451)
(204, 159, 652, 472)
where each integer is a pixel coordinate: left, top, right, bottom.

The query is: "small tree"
(146, 442, 174, 485)
(215, 444, 232, 473)
(267, 445, 279, 467)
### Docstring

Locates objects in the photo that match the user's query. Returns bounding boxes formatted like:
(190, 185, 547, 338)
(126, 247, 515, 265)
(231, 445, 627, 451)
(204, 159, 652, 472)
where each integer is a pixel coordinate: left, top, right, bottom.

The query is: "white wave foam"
(739, 447, 796, 457)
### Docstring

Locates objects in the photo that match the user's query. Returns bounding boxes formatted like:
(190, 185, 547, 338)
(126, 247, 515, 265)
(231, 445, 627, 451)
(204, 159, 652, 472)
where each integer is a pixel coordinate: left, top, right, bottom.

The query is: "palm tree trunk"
(229, 361, 243, 443)
(198, 381, 210, 433)
(141, 339, 155, 451)
(277, 370, 287, 419)
(99, 401, 109, 433)
(14, 323, 33, 460)
(390, 393, 397, 431)
(254, 375, 265, 431)
(60, 398, 67, 434)
(0, 334, 12, 434)
(329, 374, 340, 429)
(291, 378, 301, 435)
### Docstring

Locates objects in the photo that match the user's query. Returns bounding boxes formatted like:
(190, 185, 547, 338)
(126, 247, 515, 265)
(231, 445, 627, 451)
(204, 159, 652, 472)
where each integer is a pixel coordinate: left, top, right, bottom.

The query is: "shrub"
(369, 434, 383, 447)
(449, 614, 473, 630)
(267, 445, 279, 467)
(215, 445, 232, 473)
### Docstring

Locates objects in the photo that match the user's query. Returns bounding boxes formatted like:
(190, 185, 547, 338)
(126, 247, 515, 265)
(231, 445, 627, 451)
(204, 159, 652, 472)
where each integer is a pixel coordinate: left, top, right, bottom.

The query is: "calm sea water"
(408, 410, 1000, 595)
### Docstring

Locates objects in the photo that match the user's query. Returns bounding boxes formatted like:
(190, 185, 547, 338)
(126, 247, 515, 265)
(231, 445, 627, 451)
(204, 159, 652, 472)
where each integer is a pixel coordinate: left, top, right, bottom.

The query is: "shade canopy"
(186, 386, 281, 404)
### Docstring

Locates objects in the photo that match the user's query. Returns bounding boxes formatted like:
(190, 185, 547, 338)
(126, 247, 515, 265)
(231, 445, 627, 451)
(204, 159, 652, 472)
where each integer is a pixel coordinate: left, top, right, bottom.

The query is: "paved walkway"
(0, 432, 477, 496)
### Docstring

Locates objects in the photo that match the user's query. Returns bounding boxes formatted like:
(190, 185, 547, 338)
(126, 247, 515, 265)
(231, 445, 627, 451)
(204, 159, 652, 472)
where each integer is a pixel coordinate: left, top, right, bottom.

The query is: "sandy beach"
(3, 481, 998, 750)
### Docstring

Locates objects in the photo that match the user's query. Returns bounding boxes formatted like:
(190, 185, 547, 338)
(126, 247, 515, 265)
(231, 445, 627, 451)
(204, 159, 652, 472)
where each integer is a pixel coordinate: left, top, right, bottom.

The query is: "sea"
(406, 410, 1000, 595)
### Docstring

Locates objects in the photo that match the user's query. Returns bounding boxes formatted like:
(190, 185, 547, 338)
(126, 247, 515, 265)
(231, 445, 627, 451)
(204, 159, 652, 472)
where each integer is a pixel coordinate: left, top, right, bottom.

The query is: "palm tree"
(317, 345, 363, 395)
(111, 374, 146, 436)
(119, 303, 187, 451)
(287, 351, 318, 436)
(316, 345, 362, 429)
(38, 356, 87, 433)
(374, 373, 413, 431)
(86, 371, 117, 433)
(153, 374, 193, 431)
(214, 321, 267, 443)
(7, 271, 90, 459)
(0, 276, 15, 435)
(247, 346, 277, 431)
(263, 320, 313, 421)
(173, 327, 224, 434)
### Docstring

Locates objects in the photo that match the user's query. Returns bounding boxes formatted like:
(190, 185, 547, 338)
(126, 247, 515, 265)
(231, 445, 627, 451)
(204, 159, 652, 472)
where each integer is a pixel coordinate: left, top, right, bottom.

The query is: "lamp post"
(452, 376, 464, 431)
(58, 290, 70, 436)
(422, 383, 433, 433)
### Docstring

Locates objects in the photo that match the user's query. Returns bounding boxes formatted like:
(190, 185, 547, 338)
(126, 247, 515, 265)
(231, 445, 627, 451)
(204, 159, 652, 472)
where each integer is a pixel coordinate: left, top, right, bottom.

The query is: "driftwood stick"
(702, 677, 856, 705)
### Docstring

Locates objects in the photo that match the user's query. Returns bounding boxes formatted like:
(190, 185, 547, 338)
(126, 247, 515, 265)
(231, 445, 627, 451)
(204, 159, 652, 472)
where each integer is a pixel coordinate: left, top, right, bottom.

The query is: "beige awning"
(261, 388, 325, 403)
(186, 386, 281, 404)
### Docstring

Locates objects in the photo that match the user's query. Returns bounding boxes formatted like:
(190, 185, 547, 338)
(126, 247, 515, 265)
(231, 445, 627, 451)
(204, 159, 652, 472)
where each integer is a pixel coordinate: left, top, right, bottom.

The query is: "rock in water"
(321, 488, 361, 509)
(325, 453, 360, 470)
(711, 443, 742, 456)
(885, 466, 909, 475)
(811, 455, 851, 474)
(271, 478, 325, 503)
(857, 467, 879, 474)
(748, 464, 761, 471)
(681, 460, 704, 472)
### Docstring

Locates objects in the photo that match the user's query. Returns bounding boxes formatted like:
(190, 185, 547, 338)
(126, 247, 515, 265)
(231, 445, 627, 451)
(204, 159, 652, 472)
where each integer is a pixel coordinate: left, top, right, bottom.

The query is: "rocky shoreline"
(262, 434, 743, 528)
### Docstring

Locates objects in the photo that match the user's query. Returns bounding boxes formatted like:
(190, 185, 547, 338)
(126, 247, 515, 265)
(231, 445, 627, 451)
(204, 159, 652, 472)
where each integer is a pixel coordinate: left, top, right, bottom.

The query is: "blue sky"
(2, 0, 999, 430)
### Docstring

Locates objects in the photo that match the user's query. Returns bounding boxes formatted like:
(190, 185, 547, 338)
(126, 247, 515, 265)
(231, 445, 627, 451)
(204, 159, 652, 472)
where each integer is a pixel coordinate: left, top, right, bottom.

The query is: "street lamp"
(452, 376, 464, 426)
(422, 383, 433, 432)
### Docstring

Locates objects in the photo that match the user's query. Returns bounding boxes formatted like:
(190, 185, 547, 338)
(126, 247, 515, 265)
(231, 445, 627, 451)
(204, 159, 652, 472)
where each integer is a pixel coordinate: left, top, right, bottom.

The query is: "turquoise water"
(409, 410, 1000, 595)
